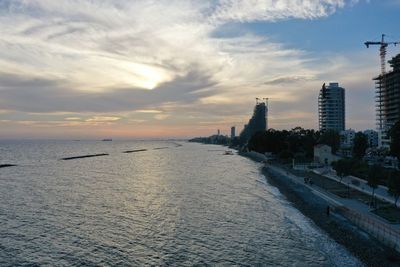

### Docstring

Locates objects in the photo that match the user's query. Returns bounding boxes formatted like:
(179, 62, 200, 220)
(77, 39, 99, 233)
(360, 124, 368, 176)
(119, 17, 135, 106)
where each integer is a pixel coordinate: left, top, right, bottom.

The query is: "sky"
(0, 0, 400, 139)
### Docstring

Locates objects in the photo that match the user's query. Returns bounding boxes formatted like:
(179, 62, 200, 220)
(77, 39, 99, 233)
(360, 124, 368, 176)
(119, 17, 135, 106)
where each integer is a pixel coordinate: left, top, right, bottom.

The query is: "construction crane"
(365, 34, 400, 135)
(364, 34, 400, 75)
(255, 97, 269, 105)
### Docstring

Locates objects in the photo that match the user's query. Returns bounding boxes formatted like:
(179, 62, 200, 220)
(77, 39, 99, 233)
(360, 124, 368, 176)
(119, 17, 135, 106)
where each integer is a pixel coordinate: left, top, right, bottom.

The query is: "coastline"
(241, 152, 400, 266)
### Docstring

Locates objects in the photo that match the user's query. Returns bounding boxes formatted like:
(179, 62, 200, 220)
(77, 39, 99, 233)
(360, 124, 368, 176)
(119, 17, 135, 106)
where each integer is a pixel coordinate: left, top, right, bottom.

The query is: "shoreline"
(262, 164, 400, 266)
(239, 151, 400, 266)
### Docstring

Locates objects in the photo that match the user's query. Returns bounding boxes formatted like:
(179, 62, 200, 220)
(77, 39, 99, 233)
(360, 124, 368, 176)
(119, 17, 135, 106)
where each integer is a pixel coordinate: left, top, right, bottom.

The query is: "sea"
(0, 140, 363, 266)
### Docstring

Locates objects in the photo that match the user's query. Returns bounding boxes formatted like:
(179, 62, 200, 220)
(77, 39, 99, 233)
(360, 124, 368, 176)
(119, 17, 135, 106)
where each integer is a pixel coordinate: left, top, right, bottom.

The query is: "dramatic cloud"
(210, 0, 353, 23)
(0, 0, 374, 138)
(264, 75, 317, 85)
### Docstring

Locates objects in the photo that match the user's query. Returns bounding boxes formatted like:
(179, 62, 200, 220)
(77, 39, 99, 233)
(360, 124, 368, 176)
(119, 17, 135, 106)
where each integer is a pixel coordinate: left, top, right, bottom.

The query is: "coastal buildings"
(231, 126, 236, 139)
(363, 129, 379, 148)
(240, 98, 268, 141)
(314, 144, 341, 165)
(340, 129, 356, 149)
(373, 54, 400, 148)
(318, 83, 345, 132)
(338, 129, 378, 157)
(339, 129, 355, 157)
(338, 129, 378, 149)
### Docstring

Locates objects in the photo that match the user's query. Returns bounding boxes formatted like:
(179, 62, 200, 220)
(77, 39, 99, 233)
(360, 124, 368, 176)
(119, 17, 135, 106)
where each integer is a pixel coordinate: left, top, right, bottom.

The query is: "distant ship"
(102, 139, 112, 141)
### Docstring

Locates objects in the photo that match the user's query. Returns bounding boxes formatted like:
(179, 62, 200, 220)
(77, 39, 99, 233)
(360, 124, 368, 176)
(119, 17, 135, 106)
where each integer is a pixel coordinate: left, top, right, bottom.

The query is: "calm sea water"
(0, 140, 362, 266)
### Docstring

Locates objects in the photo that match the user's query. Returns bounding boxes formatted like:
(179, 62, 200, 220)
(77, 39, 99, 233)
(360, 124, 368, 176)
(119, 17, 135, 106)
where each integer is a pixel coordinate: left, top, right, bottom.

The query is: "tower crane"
(255, 97, 269, 106)
(364, 34, 400, 75)
(365, 34, 400, 136)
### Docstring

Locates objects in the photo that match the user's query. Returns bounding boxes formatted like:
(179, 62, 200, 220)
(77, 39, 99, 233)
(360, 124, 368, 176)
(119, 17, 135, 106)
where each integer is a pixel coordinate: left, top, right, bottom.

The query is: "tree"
(353, 132, 368, 159)
(367, 165, 381, 208)
(319, 129, 340, 154)
(388, 170, 400, 207)
(389, 120, 400, 161)
(247, 129, 288, 154)
(278, 149, 294, 161)
(230, 136, 242, 147)
(285, 127, 318, 159)
(332, 159, 352, 182)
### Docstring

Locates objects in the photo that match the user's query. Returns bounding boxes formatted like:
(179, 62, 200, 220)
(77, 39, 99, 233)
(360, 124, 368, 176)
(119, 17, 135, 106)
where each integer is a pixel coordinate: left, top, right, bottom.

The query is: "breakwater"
(0, 164, 16, 168)
(123, 149, 148, 153)
(60, 153, 109, 160)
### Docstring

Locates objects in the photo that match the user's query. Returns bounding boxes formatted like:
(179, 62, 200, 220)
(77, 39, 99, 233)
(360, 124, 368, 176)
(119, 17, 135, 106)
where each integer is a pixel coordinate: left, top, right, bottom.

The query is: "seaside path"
(314, 168, 399, 208)
(267, 164, 400, 233)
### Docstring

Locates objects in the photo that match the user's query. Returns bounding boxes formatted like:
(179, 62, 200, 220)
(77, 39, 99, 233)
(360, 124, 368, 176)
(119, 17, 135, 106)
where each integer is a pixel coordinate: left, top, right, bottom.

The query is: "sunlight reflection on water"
(0, 140, 362, 266)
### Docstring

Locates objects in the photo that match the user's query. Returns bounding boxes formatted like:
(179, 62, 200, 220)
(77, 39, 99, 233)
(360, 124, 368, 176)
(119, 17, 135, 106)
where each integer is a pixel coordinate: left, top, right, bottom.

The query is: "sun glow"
(65, 57, 173, 92)
(122, 62, 171, 90)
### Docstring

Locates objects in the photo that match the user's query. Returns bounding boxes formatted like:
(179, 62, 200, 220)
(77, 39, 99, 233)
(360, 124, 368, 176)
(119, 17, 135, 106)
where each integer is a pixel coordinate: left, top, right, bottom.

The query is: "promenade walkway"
(243, 150, 400, 251)
(266, 163, 400, 250)
(313, 167, 399, 208)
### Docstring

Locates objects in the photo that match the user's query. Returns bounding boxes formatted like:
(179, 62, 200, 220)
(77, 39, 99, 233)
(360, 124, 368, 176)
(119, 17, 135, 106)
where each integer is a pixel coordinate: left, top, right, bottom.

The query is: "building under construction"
(240, 98, 268, 142)
(374, 53, 400, 148)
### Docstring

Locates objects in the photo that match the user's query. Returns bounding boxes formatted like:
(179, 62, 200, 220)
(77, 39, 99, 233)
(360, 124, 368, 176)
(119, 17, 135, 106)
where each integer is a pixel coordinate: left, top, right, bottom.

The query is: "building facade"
(314, 144, 341, 165)
(230, 126, 236, 139)
(363, 129, 379, 148)
(338, 129, 355, 157)
(318, 82, 345, 132)
(240, 99, 268, 141)
(340, 129, 356, 149)
(373, 54, 400, 148)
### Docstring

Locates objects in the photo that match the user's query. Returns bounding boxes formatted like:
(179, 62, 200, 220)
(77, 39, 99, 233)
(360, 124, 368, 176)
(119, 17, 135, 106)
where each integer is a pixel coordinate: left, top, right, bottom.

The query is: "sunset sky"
(0, 0, 400, 139)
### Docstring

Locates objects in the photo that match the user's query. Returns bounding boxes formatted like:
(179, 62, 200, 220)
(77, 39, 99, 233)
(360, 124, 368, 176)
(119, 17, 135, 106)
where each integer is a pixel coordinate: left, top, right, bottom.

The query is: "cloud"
(210, 0, 353, 23)
(64, 117, 81, 121)
(135, 110, 163, 114)
(0, 70, 215, 113)
(0, 0, 369, 137)
(0, 0, 355, 95)
(154, 114, 170, 121)
(264, 75, 316, 85)
(85, 116, 121, 123)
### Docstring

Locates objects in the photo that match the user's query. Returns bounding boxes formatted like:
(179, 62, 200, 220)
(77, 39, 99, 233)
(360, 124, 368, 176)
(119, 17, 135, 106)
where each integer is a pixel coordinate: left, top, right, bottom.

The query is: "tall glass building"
(318, 82, 345, 132)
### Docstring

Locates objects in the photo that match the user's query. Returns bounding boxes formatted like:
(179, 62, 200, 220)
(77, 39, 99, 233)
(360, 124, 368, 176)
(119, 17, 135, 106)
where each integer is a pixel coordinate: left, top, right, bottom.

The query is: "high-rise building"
(318, 82, 345, 132)
(373, 54, 400, 148)
(240, 99, 268, 141)
(230, 126, 236, 139)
